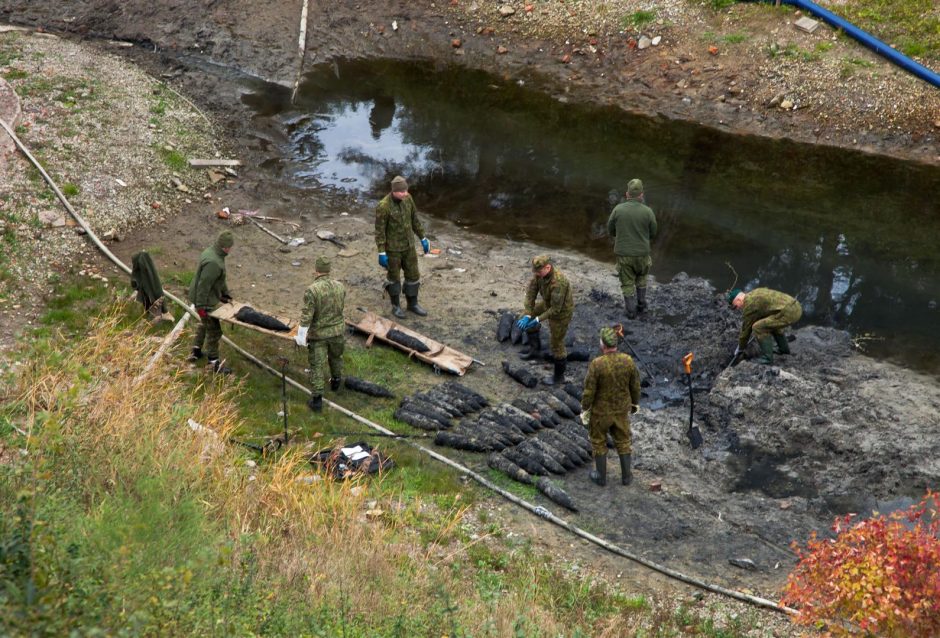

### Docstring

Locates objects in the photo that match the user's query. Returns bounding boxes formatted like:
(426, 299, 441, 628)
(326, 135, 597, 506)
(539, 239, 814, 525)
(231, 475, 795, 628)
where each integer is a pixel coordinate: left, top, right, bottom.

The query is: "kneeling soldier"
(580, 326, 641, 486)
(517, 255, 574, 386)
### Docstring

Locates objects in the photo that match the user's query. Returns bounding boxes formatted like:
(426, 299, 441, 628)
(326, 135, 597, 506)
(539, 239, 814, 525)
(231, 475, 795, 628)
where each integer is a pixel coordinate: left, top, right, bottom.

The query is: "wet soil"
(3, 0, 939, 610)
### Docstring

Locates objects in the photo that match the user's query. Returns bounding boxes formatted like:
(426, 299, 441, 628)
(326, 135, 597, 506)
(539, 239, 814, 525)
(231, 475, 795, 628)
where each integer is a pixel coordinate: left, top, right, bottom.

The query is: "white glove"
(294, 326, 308, 347)
(630, 404, 639, 415)
(733, 345, 741, 357)
(580, 410, 591, 426)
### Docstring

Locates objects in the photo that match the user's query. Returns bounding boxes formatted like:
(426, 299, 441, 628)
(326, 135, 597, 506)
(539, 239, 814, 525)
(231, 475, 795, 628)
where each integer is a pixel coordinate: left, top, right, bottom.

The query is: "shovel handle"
(682, 352, 694, 375)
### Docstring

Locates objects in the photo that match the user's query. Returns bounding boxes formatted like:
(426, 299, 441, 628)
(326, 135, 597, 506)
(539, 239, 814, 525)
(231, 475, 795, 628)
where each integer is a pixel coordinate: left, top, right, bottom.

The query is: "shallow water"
(243, 59, 940, 374)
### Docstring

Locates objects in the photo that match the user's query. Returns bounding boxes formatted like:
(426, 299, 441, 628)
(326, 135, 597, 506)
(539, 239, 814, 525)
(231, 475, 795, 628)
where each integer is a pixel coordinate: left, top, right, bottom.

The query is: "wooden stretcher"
(210, 301, 298, 340)
(346, 310, 476, 376)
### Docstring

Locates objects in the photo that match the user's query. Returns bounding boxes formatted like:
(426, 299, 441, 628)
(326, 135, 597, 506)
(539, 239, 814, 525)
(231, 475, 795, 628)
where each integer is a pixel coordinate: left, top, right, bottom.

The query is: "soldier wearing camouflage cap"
(728, 287, 802, 365)
(607, 178, 657, 319)
(187, 230, 234, 374)
(375, 175, 431, 319)
(580, 325, 641, 486)
(295, 256, 346, 412)
(517, 255, 574, 386)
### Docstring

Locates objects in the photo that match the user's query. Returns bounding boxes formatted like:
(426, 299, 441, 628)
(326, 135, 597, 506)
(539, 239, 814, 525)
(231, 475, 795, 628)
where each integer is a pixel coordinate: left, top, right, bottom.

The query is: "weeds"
(156, 145, 187, 171)
(624, 9, 657, 29)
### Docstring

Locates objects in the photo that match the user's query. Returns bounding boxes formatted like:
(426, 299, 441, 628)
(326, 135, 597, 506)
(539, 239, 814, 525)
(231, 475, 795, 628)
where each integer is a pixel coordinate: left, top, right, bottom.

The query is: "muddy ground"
(3, 0, 939, 611)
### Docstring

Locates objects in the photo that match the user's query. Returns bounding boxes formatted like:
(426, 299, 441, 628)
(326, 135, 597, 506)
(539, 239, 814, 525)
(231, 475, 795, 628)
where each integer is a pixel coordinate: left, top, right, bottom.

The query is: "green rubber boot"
(773, 332, 790, 355)
(757, 336, 775, 365)
(589, 455, 607, 486)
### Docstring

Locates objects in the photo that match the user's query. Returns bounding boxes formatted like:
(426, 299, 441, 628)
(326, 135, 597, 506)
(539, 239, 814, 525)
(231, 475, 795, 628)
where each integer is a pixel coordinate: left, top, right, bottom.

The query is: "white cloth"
(294, 326, 308, 347)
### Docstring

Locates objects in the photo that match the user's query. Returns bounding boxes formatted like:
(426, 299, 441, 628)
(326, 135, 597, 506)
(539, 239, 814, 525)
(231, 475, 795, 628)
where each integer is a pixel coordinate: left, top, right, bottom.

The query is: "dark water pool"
(243, 59, 940, 374)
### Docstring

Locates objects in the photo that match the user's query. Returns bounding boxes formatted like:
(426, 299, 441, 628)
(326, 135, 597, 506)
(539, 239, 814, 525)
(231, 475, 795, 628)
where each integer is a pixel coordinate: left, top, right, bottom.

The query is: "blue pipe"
(752, 0, 940, 89)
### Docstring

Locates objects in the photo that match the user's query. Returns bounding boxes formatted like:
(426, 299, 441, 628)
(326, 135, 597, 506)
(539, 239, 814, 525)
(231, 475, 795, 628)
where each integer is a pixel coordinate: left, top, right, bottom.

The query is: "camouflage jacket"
(524, 268, 574, 322)
(581, 352, 640, 418)
(607, 199, 657, 257)
(739, 287, 800, 347)
(188, 245, 229, 310)
(375, 193, 426, 253)
(300, 274, 346, 339)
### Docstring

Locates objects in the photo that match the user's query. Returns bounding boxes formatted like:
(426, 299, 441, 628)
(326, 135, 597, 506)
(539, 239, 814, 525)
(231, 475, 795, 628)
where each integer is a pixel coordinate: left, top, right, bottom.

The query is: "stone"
(37, 210, 65, 227)
(498, 5, 515, 17)
(496, 45, 508, 54)
(729, 557, 758, 571)
(638, 36, 651, 50)
(794, 16, 820, 34)
(649, 480, 662, 492)
(651, 35, 662, 46)
(780, 99, 794, 110)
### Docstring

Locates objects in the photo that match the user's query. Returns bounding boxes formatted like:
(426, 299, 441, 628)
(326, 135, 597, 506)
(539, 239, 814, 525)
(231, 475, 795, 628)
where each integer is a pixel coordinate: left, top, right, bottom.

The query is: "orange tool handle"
(682, 352, 694, 375)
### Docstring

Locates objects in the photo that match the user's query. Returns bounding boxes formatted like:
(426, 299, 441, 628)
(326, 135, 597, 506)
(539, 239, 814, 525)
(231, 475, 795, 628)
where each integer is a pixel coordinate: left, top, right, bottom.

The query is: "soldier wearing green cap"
(295, 256, 346, 412)
(517, 255, 574, 385)
(580, 326, 641, 486)
(375, 175, 431, 319)
(187, 230, 234, 374)
(607, 178, 657, 319)
(728, 287, 802, 365)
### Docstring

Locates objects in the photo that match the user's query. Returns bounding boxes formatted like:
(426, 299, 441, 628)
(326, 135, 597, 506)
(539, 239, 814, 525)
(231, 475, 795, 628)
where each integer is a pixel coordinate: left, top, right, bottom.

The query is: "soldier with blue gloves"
(375, 175, 431, 319)
(518, 255, 574, 386)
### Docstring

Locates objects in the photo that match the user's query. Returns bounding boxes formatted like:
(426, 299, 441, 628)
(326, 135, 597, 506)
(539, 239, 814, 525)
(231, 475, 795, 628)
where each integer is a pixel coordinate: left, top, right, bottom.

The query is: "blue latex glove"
(528, 316, 540, 330)
(420, 237, 430, 254)
(515, 315, 531, 330)
(378, 252, 388, 269)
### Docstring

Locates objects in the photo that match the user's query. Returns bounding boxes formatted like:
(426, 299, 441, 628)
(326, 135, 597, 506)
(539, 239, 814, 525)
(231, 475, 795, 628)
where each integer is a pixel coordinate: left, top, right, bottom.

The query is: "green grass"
(624, 9, 657, 29)
(837, 0, 938, 62)
(1, 68, 27, 80)
(708, 0, 736, 10)
(60, 182, 79, 198)
(720, 32, 748, 44)
(156, 146, 187, 171)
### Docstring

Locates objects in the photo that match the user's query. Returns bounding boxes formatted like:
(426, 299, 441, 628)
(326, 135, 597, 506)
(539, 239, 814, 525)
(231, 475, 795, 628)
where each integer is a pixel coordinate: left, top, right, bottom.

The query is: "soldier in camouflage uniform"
(187, 230, 234, 374)
(728, 287, 802, 365)
(580, 326, 641, 486)
(295, 256, 346, 413)
(517, 255, 574, 386)
(375, 175, 431, 319)
(607, 178, 657, 319)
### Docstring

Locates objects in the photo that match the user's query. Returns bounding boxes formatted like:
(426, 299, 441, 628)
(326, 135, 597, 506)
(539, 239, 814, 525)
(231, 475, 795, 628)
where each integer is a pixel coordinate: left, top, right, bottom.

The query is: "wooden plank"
(210, 301, 298, 340)
(188, 158, 243, 167)
(346, 311, 474, 375)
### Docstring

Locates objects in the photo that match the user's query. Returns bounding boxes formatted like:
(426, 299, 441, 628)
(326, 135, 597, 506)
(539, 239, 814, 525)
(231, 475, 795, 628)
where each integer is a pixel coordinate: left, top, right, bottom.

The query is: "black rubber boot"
(543, 357, 566, 386)
(773, 332, 791, 355)
(637, 287, 648, 314)
(186, 347, 203, 362)
(519, 330, 542, 360)
(623, 294, 638, 320)
(406, 296, 428, 316)
(330, 377, 342, 391)
(389, 295, 406, 319)
(307, 394, 323, 412)
(208, 358, 231, 375)
(589, 455, 607, 486)
(619, 454, 632, 485)
(757, 336, 775, 365)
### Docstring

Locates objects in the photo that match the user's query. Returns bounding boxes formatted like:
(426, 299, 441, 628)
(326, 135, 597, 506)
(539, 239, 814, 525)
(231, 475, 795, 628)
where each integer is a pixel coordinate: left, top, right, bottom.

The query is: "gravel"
(0, 30, 219, 351)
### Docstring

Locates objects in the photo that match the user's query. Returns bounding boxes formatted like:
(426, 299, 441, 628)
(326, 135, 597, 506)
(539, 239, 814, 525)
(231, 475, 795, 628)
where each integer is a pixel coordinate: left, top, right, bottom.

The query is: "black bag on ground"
(308, 441, 394, 480)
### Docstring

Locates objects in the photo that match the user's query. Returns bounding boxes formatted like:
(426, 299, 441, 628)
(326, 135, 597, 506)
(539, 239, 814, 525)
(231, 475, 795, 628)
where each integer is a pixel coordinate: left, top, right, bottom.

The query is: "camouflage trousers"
(752, 301, 802, 340)
(193, 314, 223, 359)
(616, 254, 652, 297)
(307, 335, 345, 395)
(530, 302, 571, 359)
(385, 248, 421, 285)
(589, 415, 632, 456)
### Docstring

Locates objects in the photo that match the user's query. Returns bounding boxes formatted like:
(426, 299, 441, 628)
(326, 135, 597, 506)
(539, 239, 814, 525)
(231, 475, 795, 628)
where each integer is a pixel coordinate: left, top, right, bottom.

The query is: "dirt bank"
(2, 0, 937, 165)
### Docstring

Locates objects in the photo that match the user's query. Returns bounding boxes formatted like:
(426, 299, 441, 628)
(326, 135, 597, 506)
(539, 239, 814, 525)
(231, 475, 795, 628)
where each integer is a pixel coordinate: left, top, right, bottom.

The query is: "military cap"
(216, 230, 234, 250)
(600, 326, 619, 347)
(727, 288, 743, 305)
(627, 178, 644, 197)
(390, 175, 409, 191)
(315, 256, 331, 273)
(531, 255, 552, 270)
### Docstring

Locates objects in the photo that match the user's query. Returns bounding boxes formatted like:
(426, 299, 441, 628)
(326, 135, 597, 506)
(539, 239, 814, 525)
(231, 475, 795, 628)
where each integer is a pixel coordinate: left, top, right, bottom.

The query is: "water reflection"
(242, 60, 940, 374)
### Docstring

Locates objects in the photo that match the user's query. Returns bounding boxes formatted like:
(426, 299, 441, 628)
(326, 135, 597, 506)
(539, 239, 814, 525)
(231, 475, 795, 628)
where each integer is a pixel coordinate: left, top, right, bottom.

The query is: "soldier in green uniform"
(728, 287, 802, 365)
(580, 326, 641, 486)
(607, 178, 657, 319)
(517, 255, 574, 386)
(187, 230, 234, 374)
(374, 175, 431, 319)
(295, 256, 346, 413)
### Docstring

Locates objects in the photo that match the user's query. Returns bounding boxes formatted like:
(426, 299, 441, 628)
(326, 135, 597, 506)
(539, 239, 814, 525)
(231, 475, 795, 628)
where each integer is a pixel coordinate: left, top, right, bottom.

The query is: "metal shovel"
(682, 352, 704, 449)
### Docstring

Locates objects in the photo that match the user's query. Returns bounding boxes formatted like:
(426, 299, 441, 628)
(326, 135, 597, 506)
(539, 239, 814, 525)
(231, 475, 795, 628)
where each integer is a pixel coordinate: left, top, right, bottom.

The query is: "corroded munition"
(528, 437, 576, 471)
(399, 398, 454, 428)
(516, 440, 566, 475)
(538, 391, 576, 420)
(549, 387, 582, 414)
(386, 328, 431, 352)
(344, 376, 394, 398)
(535, 477, 577, 512)
(393, 408, 442, 431)
(502, 445, 550, 476)
(502, 361, 539, 388)
(487, 452, 533, 485)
